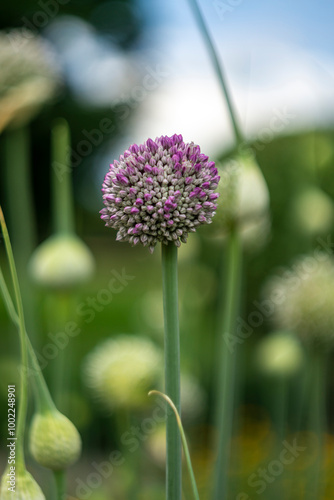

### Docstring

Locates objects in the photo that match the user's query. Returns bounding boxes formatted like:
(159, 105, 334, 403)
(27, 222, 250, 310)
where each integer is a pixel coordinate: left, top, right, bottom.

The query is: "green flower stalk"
(101, 134, 220, 500)
(0, 208, 81, 500)
(0, 209, 45, 499)
(0, 207, 30, 482)
(161, 242, 182, 500)
(185, 3, 272, 499)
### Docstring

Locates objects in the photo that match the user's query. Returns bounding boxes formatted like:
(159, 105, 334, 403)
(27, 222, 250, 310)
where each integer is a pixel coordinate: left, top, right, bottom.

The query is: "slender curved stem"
(213, 227, 242, 500)
(0, 207, 28, 467)
(187, 0, 244, 147)
(0, 267, 56, 417)
(149, 390, 200, 500)
(161, 242, 181, 500)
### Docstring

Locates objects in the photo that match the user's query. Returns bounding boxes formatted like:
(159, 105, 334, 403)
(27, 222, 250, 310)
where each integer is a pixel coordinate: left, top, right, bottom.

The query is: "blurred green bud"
(0, 467, 45, 499)
(28, 234, 95, 290)
(292, 186, 334, 236)
(254, 331, 304, 377)
(29, 410, 81, 470)
(266, 255, 334, 348)
(203, 153, 270, 248)
(83, 335, 163, 412)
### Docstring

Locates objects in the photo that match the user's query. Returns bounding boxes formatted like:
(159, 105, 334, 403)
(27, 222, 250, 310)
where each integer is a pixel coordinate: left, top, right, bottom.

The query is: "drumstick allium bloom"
(100, 134, 220, 252)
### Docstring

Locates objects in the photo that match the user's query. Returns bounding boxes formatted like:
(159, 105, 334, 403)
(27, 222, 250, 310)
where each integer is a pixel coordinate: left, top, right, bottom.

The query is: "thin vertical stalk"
(0, 207, 28, 468)
(4, 125, 37, 342)
(51, 118, 75, 235)
(187, 0, 244, 147)
(54, 470, 67, 500)
(161, 242, 181, 500)
(44, 293, 73, 409)
(4, 126, 36, 257)
(306, 351, 327, 500)
(50, 118, 75, 409)
(213, 227, 242, 500)
(273, 377, 287, 443)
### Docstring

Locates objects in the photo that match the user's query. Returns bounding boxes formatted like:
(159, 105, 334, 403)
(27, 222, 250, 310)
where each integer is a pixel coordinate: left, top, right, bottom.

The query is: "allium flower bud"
(0, 467, 45, 500)
(28, 234, 95, 290)
(266, 255, 334, 347)
(292, 186, 334, 236)
(0, 30, 61, 131)
(83, 335, 163, 411)
(29, 410, 81, 470)
(100, 134, 220, 252)
(254, 331, 304, 377)
(206, 153, 270, 247)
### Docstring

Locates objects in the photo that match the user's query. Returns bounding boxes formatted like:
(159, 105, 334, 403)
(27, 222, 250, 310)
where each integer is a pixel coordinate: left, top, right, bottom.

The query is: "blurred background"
(1, 0, 334, 499)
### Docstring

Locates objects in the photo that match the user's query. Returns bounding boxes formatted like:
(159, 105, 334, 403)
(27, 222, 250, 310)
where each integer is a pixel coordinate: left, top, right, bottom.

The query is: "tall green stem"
(54, 469, 67, 500)
(213, 227, 242, 500)
(3, 125, 37, 342)
(187, 0, 244, 147)
(161, 242, 181, 500)
(3, 126, 36, 259)
(51, 118, 75, 235)
(306, 351, 327, 500)
(0, 208, 28, 468)
(50, 118, 75, 408)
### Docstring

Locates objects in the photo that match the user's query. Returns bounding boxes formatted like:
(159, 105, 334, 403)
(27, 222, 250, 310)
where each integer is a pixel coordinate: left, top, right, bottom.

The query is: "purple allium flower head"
(101, 134, 220, 252)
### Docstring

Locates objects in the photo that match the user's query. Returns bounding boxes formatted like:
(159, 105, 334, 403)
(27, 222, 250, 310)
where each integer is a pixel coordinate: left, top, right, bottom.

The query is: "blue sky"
(141, 0, 334, 56)
(128, 0, 334, 153)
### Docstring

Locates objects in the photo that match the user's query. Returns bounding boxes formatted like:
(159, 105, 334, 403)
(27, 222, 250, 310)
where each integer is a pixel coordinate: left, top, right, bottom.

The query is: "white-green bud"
(292, 186, 334, 236)
(28, 234, 95, 290)
(0, 467, 45, 500)
(29, 410, 81, 470)
(203, 153, 270, 248)
(266, 255, 334, 347)
(254, 331, 304, 377)
(83, 335, 163, 412)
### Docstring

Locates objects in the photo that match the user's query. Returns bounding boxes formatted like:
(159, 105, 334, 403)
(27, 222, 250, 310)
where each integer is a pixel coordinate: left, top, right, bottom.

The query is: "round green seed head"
(28, 234, 95, 290)
(266, 255, 334, 348)
(0, 467, 45, 500)
(254, 331, 304, 377)
(292, 186, 334, 236)
(83, 335, 163, 412)
(29, 411, 81, 470)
